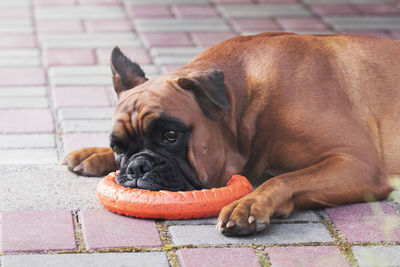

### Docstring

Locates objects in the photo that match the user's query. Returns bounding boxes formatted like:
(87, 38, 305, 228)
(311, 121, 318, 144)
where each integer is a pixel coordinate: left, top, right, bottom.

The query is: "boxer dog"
(63, 33, 399, 236)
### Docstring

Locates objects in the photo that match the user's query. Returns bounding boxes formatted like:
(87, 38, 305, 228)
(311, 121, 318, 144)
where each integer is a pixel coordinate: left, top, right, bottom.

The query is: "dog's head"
(109, 47, 232, 191)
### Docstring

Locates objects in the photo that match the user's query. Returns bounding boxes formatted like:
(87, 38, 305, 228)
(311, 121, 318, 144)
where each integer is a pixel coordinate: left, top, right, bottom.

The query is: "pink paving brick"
(0, 35, 36, 48)
(161, 64, 184, 74)
(128, 6, 172, 18)
(266, 246, 350, 267)
(327, 203, 400, 242)
(1, 210, 76, 253)
(96, 47, 152, 65)
(84, 19, 133, 32)
(276, 17, 329, 31)
(172, 5, 219, 18)
(79, 0, 121, 4)
(79, 209, 162, 250)
(229, 18, 280, 32)
(44, 49, 96, 66)
(0, 8, 31, 18)
(36, 20, 84, 33)
(0, 67, 46, 86)
(353, 4, 399, 15)
(52, 87, 111, 108)
(142, 32, 194, 47)
(62, 133, 109, 153)
(191, 32, 237, 47)
(177, 247, 261, 267)
(0, 109, 54, 133)
(309, 4, 359, 16)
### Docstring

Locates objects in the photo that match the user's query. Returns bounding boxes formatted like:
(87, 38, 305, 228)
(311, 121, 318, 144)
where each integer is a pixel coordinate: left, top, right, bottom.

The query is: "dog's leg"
(62, 147, 117, 176)
(217, 154, 393, 236)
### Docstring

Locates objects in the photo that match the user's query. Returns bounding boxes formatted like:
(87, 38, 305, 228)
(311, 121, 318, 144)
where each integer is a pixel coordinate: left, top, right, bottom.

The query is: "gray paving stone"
(2, 252, 169, 267)
(0, 87, 47, 97)
(150, 47, 204, 57)
(0, 164, 102, 211)
(164, 217, 218, 226)
(0, 97, 48, 108)
(0, 0, 30, 6)
(0, 19, 33, 34)
(218, 4, 310, 18)
(169, 223, 333, 246)
(324, 17, 400, 31)
(0, 49, 40, 67)
(124, 0, 207, 5)
(134, 18, 230, 32)
(352, 246, 400, 267)
(58, 107, 114, 120)
(0, 149, 58, 164)
(270, 210, 320, 223)
(35, 6, 127, 19)
(0, 134, 55, 148)
(61, 119, 112, 133)
(304, 0, 386, 3)
(38, 33, 140, 48)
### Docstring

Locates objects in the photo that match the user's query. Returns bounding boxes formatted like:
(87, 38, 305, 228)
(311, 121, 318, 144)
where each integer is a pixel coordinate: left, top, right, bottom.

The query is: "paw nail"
(73, 164, 83, 172)
(248, 215, 256, 224)
(226, 221, 235, 228)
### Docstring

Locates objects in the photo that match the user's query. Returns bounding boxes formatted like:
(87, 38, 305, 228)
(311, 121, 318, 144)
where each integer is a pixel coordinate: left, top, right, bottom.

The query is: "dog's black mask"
(110, 116, 205, 191)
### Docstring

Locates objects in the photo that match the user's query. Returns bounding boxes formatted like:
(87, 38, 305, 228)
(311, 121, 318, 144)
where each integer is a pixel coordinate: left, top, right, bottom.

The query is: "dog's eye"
(162, 130, 180, 144)
(112, 146, 121, 155)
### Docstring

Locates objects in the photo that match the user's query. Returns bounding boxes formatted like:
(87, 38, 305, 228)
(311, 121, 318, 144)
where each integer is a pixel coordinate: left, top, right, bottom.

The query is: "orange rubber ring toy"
(97, 172, 253, 220)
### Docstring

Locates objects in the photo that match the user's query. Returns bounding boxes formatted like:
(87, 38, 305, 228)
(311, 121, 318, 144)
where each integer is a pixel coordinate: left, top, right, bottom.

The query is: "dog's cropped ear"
(177, 69, 231, 121)
(111, 46, 148, 97)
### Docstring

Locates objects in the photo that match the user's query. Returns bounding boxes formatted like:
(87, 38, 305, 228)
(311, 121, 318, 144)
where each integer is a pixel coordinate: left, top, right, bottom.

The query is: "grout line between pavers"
(156, 222, 178, 267)
(72, 210, 86, 252)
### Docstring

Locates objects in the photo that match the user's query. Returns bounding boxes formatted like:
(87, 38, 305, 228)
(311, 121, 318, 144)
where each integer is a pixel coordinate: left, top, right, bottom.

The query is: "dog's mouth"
(115, 150, 205, 191)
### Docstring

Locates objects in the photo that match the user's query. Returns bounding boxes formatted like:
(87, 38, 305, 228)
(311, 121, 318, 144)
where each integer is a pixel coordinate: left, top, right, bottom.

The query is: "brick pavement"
(0, 0, 399, 266)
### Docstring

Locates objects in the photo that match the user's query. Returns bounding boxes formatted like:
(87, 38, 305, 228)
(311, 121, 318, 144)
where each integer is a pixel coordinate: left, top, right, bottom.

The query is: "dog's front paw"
(217, 194, 272, 236)
(61, 147, 117, 176)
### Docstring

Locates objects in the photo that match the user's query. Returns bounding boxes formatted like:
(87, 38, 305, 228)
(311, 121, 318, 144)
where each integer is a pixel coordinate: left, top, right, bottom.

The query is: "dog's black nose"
(127, 156, 155, 180)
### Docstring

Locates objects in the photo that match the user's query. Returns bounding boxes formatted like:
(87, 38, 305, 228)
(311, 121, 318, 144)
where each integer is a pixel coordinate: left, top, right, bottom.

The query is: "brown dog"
(64, 33, 399, 236)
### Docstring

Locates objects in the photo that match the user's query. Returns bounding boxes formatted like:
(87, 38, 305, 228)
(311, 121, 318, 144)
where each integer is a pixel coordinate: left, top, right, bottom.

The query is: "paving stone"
(277, 17, 330, 30)
(161, 64, 184, 73)
(38, 33, 140, 48)
(169, 223, 333, 246)
(0, 86, 47, 97)
(327, 203, 400, 242)
(35, 6, 127, 19)
(0, 19, 33, 33)
(164, 217, 218, 226)
(342, 30, 391, 38)
(97, 47, 152, 65)
(84, 19, 133, 32)
(324, 17, 400, 30)
(0, 164, 102, 210)
(0, 0, 31, 7)
(229, 18, 281, 32)
(0, 8, 31, 18)
(62, 132, 110, 153)
(52, 86, 111, 108)
(79, 0, 122, 4)
(352, 245, 400, 267)
(191, 32, 237, 47)
(172, 5, 219, 18)
(218, 4, 311, 17)
(34, 0, 76, 5)
(142, 32, 194, 47)
(270, 210, 320, 223)
(0, 34, 36, 48)
(44, 48, 96, 66)
(150, 47, 203, 65)
(309, 4, 361, 16)
(0, 96, 48, 108)
(0, 109, 54, 133)
(124, 0, 208, 5)
(0, 49, 40, 67)
(1, 210, 76, 253)
(61, 119, 112, 133)
(2, 252, 169, 267)
(0, 67, 46, 86)
(36, 20, 84, 33)
(0, 134, 55, 148)
(177, 247, 261, 267)
(388, 190, 400, 203)
(303, 0, 386, 3)
(57, 107, 114, 120)
(353, 3, 399, 15)
(79, 209, 163, 249)
(266, 246, 350, 267)
(0, 148, 58, 164)
(134, 18, 230, 32)
(49, 65, 159, 86)
(128, 5, 172, 18)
